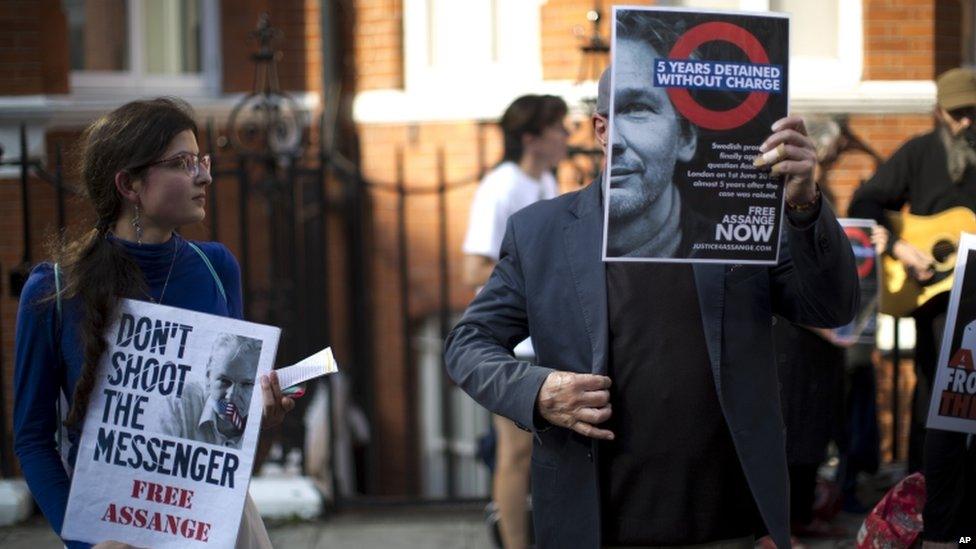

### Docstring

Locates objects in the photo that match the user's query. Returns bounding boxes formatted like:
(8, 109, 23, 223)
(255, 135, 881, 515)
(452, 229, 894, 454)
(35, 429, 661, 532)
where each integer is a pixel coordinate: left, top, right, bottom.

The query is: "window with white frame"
(603, 0, 860, 90)
(771, 0, 838, 59)
(63, 0, 220, 97)
(669, 0, 954, 113)
(666, 0, 862, 93)
(768, 0, 862, 91)
(403, 0, 544, 97)
(352, 0, 550, 122)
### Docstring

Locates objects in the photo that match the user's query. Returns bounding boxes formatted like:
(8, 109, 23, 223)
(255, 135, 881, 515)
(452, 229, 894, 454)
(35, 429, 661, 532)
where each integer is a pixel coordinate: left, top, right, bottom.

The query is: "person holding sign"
(849, 67, 976, 543)
(445, 9, 858, 548)
(13, 98, 294, 549)
(921, 247, 976, 546)
(446, 64, 857, 549)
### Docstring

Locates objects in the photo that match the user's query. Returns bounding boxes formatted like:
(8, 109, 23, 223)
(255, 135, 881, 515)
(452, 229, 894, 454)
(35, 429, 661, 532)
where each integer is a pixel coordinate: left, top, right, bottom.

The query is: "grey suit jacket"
(444, 181, 858, 548)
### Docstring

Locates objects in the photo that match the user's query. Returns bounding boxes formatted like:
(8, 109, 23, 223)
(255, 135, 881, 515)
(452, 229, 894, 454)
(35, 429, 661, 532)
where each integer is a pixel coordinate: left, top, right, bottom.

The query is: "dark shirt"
(848, 130, 976, 254)
(600, 263, 760, 545)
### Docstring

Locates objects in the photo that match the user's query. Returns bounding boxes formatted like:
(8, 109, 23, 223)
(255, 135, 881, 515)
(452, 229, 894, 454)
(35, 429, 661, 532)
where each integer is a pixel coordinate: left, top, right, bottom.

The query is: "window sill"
(0, 92, 321, 127)
(0, 92, 320, 175)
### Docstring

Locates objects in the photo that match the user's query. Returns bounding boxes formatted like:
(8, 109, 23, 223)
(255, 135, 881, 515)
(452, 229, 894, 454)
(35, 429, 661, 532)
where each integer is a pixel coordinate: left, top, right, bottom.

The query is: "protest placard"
(833, 219, 880, 346)
(61, 298, 280, 547)
(926, 233, 976, 435)
(602, 7, 789, 263)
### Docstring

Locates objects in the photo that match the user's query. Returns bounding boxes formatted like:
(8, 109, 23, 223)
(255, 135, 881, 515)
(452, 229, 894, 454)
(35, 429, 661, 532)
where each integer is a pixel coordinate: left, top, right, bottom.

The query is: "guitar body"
(880, 207, 976, 317)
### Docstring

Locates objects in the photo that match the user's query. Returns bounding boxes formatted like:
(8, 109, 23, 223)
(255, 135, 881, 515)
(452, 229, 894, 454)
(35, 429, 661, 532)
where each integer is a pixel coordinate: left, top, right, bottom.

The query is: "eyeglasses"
(132, 153, 211, 178)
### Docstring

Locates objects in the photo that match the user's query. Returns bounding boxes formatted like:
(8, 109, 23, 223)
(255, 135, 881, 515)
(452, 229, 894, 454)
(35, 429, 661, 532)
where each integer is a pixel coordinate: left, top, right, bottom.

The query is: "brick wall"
(0, 0, 328, 478)
(0, 0, 68, 95)
(0, 0, 967, 492)
(863, 0, 962, 81)
(356, 117, 606, 493)
(540, 0, 656, 81)
(0, 0, 319, 97)
(824, 113, 936, 216)
(348, 0, 952, 493)
(0, 124, 356, 474)
(0, 139, 89, 476)
(221, 0, 323, 94)
(359, 121, 492, 494)
(353, 0, 404, 91)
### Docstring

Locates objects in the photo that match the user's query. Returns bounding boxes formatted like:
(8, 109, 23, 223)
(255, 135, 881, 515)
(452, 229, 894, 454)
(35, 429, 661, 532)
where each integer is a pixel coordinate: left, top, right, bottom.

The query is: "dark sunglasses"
(948, 106, 976, 122)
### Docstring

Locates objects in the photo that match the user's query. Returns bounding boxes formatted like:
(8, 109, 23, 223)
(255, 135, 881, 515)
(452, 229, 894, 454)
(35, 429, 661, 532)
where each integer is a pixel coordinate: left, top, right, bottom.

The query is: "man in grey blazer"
(445, 62, 858, 548)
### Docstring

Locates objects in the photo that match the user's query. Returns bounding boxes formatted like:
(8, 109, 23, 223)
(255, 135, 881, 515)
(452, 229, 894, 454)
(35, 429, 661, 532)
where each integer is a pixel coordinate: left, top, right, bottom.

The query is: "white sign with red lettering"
(927, 233, 976, 435)
(62, 299, 280, 547)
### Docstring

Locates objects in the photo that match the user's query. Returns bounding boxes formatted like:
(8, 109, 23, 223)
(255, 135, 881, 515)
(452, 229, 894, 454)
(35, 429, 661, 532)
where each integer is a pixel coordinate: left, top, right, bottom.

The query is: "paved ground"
(266, 507, 495, 549)
(4, 461, 904, 549)
(0, 506, 491, 549)
(0, 505, 868, 549)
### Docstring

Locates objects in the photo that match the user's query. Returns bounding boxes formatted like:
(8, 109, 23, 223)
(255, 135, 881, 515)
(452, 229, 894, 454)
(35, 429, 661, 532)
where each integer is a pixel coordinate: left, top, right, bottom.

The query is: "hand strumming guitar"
(892, 238, 935, 282)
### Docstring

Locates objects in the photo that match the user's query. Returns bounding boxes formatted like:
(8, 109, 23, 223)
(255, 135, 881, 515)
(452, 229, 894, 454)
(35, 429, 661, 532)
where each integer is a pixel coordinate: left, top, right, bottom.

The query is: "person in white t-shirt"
(462, 94, 568, 549)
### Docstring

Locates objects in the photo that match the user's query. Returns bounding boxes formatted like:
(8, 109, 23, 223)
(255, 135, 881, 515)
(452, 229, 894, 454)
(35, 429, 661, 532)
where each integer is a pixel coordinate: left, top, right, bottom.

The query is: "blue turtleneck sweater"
(13, 233, 243, 548)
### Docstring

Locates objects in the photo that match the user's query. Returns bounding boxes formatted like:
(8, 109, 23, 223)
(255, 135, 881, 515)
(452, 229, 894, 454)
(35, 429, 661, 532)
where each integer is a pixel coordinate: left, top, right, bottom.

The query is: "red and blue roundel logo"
(666, 22, 771, 131)
(844, 226, 876, 280)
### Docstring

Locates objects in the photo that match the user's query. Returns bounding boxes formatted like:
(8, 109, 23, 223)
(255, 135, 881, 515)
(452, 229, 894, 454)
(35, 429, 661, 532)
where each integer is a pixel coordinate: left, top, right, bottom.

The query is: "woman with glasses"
(13, 97, 293, 549)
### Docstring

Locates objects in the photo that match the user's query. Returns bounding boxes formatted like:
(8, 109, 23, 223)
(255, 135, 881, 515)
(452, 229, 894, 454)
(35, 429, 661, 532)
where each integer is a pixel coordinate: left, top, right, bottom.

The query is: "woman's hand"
(260, 370, 295, 430)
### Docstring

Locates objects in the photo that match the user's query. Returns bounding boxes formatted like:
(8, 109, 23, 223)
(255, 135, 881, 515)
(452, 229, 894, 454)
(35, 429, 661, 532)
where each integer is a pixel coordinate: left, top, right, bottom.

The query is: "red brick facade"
(863, 0, 964, 80)
(0, 1, 69, 95)
(350, 0, 965, 473)
(353, 0, 404, 91)
(0, 0, 971, 492)
(0, 0, 330, 476)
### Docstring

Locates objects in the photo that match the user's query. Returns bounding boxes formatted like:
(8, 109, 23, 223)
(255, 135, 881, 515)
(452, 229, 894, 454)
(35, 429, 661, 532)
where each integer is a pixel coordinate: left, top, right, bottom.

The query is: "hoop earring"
(131, 204, 143, 245)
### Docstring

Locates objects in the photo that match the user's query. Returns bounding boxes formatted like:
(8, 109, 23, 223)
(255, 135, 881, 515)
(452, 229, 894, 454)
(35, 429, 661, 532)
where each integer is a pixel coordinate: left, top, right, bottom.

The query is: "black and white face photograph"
(948, 249, 976, 358)
(603, 8, 789, 263)
(159, 332, 263, 450)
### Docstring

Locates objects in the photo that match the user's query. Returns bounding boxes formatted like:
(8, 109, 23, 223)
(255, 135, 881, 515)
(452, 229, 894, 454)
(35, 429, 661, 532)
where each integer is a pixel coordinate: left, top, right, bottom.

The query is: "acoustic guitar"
(880, 207, 976, 317)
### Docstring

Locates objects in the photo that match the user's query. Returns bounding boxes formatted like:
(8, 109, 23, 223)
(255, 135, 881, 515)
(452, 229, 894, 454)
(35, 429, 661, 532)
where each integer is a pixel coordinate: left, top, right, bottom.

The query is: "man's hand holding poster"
(602, 7, 789, 263)
(61, 299, 280, 547)
(927, 233, 976, 435)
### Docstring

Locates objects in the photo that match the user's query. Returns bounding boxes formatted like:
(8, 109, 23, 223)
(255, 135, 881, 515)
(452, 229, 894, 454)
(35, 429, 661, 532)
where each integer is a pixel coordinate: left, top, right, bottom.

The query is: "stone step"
(0, 480, 33, 527)
(249, 476, 323, 520)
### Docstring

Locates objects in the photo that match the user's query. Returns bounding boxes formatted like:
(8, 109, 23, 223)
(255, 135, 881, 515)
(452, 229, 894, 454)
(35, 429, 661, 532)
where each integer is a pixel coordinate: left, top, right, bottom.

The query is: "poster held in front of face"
(926, 233, 976, 435)
(61, 299, 280, 547)
(603, 7, 789, 263)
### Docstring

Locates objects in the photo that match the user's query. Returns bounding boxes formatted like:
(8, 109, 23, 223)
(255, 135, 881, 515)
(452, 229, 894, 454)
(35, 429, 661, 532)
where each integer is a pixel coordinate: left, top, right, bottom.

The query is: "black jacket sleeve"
(848, 138, 919, 253)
